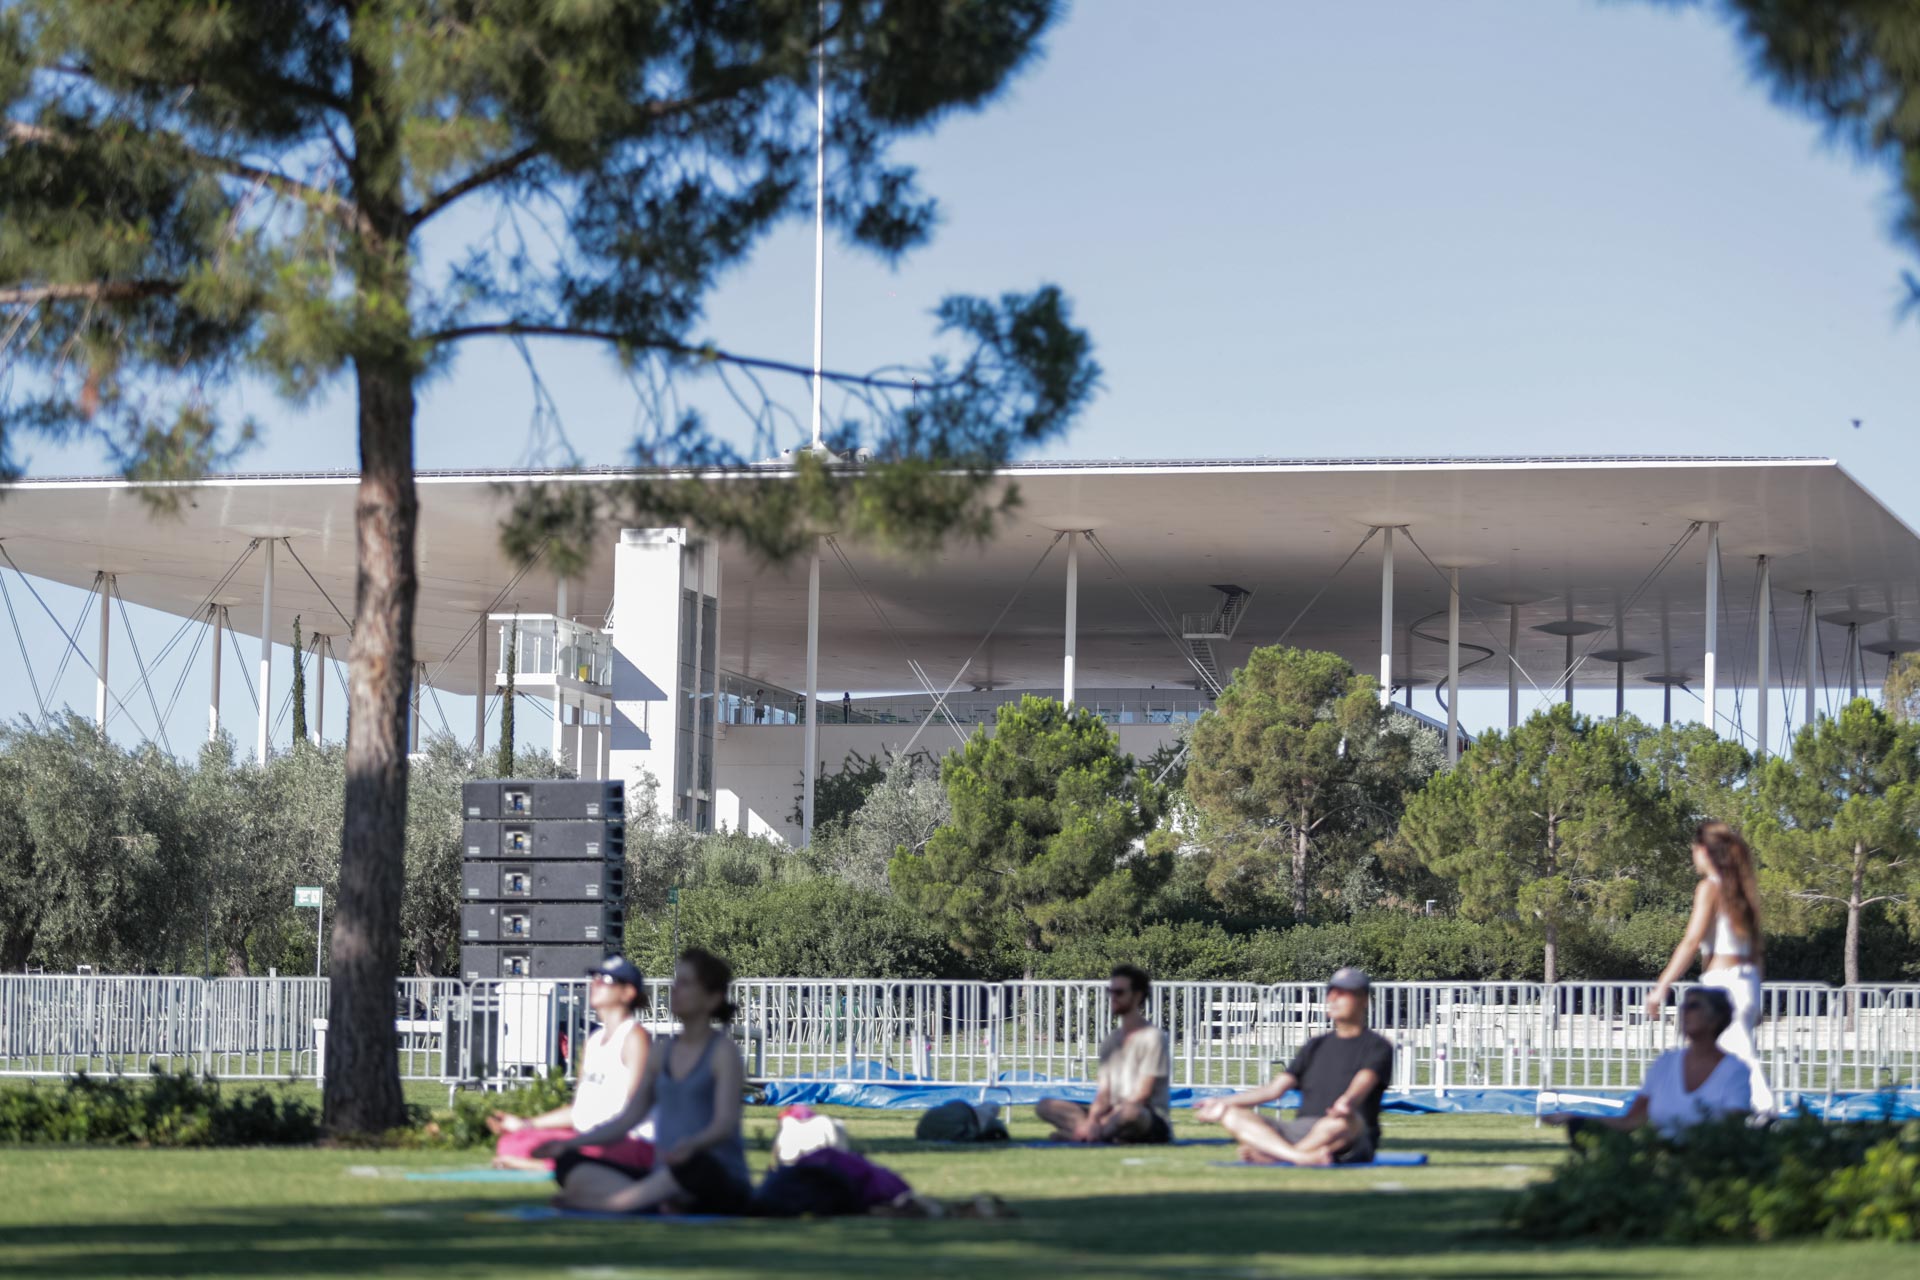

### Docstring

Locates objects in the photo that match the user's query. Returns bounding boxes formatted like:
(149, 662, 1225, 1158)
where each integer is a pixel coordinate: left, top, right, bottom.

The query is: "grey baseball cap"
(1328, 966, 1372, 994)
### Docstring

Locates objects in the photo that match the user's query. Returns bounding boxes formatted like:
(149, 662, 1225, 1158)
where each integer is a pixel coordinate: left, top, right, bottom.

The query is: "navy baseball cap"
(1328, 966, 1372, 994)
(587, 955, 644, 986)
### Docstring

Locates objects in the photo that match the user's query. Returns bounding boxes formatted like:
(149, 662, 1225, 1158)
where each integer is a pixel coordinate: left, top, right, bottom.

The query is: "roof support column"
(1507, 605, 1520, 730)
(1063, 531, 1079, 708)
(1803, 591, 1818, 728)
(1755, 556, 1771, 759)
(208, 604, 223, 742)
(1377, 527, 1394, 709)
(801, 537, 821, 845)
(257, 540, 275, 762)
(94, 572, 112, 729)
(410, 663, 422, 754)
(554, 579, 572, 767)
(1446, 567, 1460, 765)
(1562, 630, 1574, 707)
(313, 635, 326, 746)
(1847, 624, 1861, 701)
(1703, 522, 1720, 735)
(475, 618, 487, 755)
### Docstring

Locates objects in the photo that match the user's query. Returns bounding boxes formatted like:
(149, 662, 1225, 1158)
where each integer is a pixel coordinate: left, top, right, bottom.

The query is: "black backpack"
(913, 1099, 1009, 1143)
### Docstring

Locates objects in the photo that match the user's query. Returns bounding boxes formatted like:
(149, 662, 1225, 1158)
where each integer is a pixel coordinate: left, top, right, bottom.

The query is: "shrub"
(1509, 1114, 1920, 1242)
(1035, 921, 1248, 982)
(442, 1070, 577, 1148)
(0, 1071, 320, 1146)
(625, 876, 971, 979)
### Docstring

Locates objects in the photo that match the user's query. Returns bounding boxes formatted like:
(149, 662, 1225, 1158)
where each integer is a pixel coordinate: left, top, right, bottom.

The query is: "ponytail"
(678, 947, 737, 1026)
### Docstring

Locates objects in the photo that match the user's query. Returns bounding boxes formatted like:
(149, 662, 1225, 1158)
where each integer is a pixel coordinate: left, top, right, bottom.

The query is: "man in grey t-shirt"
(1035, 965, 1173, 1144)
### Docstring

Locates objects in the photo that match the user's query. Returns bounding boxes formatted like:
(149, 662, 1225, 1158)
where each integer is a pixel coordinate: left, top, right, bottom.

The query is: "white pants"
(1699, 964, 1775, 1115)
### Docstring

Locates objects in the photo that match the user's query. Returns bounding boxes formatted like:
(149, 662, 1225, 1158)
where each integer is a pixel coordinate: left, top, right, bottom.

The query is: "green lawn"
(0, 1108, 1906, 1279)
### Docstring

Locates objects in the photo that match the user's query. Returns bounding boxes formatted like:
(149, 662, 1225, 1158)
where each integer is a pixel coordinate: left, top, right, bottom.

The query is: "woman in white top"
(488, 955, 654, 1173)
(1645, 821, 1774, 1115)
(1546, 987, 1752, 1138)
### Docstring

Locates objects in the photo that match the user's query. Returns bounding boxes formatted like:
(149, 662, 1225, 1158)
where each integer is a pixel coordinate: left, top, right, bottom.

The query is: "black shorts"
(1113, 1111, 1173, 1145)
(553, 1150, 751, 1215)
(666, 1150, 752, 1215)
(1271, 1116, 1376, 1164)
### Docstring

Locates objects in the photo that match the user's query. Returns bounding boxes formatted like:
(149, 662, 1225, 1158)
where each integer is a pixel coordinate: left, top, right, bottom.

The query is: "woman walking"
(538, 948, 752, 1215)
(1645, 821, 1774, 1114)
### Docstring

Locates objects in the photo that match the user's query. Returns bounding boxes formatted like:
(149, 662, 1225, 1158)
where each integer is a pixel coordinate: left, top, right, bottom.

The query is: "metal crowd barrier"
(2, 975, 1917, 1103)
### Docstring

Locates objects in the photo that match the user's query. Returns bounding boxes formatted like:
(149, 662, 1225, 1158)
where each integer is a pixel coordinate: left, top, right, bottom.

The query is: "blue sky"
(9, 0, 1920, 747)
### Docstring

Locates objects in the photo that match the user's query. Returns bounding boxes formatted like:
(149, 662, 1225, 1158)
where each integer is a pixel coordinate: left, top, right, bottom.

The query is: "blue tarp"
(759, 1068, 1917, 1120)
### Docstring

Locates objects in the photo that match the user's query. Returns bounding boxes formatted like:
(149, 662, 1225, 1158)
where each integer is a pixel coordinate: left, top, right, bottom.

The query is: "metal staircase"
(1180, 584, 1254, 694)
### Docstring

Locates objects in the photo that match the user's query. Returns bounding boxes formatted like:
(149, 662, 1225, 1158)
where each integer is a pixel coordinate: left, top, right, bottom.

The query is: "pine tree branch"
(3, 121, 368, 237)
(0, 280, 181, 306)
(419, 321, 931, 391)
(411, 144, 543, 227)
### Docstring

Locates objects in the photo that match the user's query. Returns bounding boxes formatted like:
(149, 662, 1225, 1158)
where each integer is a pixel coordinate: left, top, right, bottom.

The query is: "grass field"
(0, 1107, 1908, 1279)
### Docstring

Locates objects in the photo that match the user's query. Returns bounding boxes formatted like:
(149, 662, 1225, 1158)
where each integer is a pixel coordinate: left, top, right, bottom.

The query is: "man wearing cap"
(1193, 968, 1393, 1165)
(487, 955, 656, 1173)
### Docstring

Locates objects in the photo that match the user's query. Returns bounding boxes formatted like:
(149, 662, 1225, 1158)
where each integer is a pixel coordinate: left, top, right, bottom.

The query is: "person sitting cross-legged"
(1034, 964, 1173, 1144)
(1542, 986, 1751, 1141)
(1194, 967, 1393, 1166)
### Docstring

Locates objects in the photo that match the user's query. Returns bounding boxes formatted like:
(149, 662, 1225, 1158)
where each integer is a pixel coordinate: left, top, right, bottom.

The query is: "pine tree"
(1184, 646, 1414, 921)
(0, 2, 1092, 1134)
(495, 620, 517, 780)
(1750, 699, 1920, 987)
(290, 616, 308, 747)
(889, 696, 1166, 973)
(1398, 704, 1682, 983)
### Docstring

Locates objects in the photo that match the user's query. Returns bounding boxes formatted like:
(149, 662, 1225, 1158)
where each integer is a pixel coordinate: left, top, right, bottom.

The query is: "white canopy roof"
(2, 456, 1913, 698)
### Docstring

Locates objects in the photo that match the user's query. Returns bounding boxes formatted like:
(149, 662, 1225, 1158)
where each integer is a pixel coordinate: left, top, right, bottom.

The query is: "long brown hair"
(1695, 821, 1763, 965)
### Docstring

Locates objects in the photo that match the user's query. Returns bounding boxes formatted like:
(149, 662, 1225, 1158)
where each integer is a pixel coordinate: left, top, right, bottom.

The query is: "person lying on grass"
(1542, 987, 1751, 1141)
(1035, 964, 1173, 1145)
(1193, 967, 1393, 1166)
(487, 955, 654, 1174)
(535, 948, 751, 1216)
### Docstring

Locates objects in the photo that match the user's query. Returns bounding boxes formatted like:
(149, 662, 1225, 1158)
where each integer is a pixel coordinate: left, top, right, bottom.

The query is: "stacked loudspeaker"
(459, 779, 626, 982)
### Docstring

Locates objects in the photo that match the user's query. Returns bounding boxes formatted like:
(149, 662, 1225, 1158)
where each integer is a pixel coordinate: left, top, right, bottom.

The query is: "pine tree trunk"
(1292, 825, 1309, 922)
(1844, 842, 1864, 989)
(322, 354, 418, 1136)
(1543, 918, 1558, 986)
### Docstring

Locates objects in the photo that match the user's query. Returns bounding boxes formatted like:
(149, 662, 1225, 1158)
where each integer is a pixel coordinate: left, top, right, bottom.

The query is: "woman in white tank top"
(489, 956, 655, 1171)
(1646, 822, 1774, 1115)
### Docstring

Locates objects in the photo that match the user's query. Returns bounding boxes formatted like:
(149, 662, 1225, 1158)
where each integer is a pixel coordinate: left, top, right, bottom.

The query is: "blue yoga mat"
(406, 1168, 552, 1183)
(1209, 1151, 1428, 1169)
(1008, 1138, 1232, 1149)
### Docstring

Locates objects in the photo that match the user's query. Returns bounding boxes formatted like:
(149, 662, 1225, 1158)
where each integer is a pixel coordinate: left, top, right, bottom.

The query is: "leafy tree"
(1749, 699, 1920, 986)
(1886, 653, 1920, 723)
(1397, 704, 1684, 983)
(290, 616, 308, 746)
(1183, 646, 1416, 922)
(0, 716, 197, 971)
(812, 750, 947, 893)
(789, 748, 890, 829)
(0, 0, 1092, 1133)
(890, 695, 1166, 971)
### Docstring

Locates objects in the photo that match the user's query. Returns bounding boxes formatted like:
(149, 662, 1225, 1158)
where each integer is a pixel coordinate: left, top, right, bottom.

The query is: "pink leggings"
(495, 1126, 654, 1173)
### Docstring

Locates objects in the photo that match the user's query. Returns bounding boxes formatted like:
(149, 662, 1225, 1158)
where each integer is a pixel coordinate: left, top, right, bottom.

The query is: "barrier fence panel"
(204, 977, 329, 1079)
(2, 976, 1918, 1097)
(0, 975, 203, 1077)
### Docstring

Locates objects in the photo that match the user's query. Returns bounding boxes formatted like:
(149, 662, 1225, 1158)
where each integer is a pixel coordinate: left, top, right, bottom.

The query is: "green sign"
(294, 886, 323, 909)
(667, 887, 680, 905)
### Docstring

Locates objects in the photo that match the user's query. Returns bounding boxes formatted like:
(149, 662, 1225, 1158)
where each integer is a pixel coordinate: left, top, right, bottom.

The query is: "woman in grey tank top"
(540, 949, 751, 1214)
